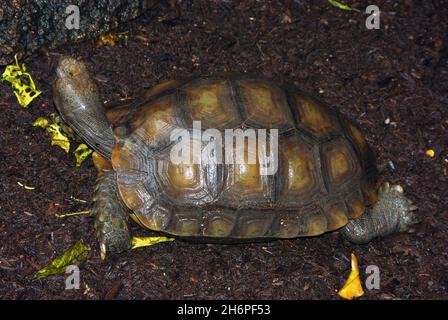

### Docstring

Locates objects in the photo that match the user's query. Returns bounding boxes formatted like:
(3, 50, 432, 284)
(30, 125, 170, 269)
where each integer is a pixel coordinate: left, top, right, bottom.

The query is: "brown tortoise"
(53, 57, 418, 259)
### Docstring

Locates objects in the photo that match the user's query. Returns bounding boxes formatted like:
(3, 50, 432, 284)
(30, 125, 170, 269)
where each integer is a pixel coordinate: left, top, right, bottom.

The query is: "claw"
(379, 182, 390, 194)
(409, 204, 418, 211)
(100, 242, 107, 260)
(391, 185, 404, 194)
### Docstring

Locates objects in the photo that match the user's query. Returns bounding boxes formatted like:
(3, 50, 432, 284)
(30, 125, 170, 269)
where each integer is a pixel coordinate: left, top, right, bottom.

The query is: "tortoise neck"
(53, 57, 115, 159)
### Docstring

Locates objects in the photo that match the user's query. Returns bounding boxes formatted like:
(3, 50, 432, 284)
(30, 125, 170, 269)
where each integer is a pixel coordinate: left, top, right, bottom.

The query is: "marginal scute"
(362, 179, 378, 205)
(144, 79, 179, 98)
(343, 120, 378, 173)
(112, 139, 149, 175)
(306, 213, 328, 236)
(111, 144, 134, 171)
(170, 213, 200, 236)
(129, 213, 145, 228)
(92, 152, 113, 173)
(237, 79, 293, 129)
(326, 203, 349, 230)
(136, 200, 171, 231)
(238, 212, 273, 238)
(294, 95, 339, 137)
(106, 105, 132, 125)
(118, 181, 150, 211)
(346, 191, 365, 219)
(273, 213, 300, 238)
(204, 212, 236, 237)
(347, 123, 367, 153)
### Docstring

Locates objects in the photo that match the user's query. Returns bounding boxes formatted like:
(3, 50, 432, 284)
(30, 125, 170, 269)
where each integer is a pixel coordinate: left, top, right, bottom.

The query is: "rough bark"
(0, 0, 156, 65)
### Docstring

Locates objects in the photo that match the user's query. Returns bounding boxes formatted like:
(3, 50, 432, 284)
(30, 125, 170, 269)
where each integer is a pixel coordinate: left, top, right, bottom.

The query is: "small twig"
(55, 210, 91, 218)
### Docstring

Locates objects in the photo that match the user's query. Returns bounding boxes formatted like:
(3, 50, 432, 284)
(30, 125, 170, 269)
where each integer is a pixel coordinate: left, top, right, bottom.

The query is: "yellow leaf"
(46, 123, 70, 153)
(32, 117, 50, 129)
(33, 239, 89, 280)
(328, 0, 352, 11)
(33, 114, 71, 153)
(338, 253, 365, 300)
(131, 236, 175, 249)
(74, 143, 93, 167)
(34, 115, 93, 166)
(1, 54, 42, 107)
(97, 32, 129, 48)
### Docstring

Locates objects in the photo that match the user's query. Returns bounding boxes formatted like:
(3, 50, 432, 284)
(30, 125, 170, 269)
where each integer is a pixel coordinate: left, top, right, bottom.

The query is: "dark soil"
(1, 0, 447, 299)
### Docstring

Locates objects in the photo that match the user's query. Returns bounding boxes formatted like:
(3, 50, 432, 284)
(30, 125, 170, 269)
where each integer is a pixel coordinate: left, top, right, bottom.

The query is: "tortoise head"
(53, 56, 115, 159)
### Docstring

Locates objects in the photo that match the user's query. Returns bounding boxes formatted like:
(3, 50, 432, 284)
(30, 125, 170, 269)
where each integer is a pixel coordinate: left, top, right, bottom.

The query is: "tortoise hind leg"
(341, 183, 419, 244)
(92, 153, 132, 259)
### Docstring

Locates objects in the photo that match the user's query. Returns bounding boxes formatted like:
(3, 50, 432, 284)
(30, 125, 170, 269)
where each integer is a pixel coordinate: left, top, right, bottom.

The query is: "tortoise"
(53, 56, 418, 259)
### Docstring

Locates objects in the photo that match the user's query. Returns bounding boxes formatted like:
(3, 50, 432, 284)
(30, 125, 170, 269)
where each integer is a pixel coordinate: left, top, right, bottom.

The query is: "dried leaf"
(33, 239, 89, 280)
(131, 236, 175, 249)
(338, 253, 365, 300)
(97, 32, 129, 48)
(1, 54, 42, 107)
(34, 115, 94, 165)
(328, 0, 352, 11)
(33, 114, 71, 153)
(74, 143, 93, 167)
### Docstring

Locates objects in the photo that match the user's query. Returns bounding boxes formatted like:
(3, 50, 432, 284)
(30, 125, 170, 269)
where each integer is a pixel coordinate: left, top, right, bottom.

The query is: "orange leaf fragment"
(338, 253, 365, 300)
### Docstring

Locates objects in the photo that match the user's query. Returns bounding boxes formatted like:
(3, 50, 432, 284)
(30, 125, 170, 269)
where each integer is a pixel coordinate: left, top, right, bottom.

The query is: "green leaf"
(33, 239, 89, 280)
(328, 0, 352, 11)
(74, 143, 93, 167)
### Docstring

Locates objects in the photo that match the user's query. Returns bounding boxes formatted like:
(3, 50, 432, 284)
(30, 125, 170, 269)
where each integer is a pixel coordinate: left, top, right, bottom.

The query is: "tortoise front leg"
(341, 182, 419, 244)
(92, 153, 132, 259)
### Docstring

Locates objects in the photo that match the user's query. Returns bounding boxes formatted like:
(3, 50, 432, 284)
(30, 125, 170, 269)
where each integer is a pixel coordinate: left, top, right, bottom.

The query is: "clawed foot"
(378, 182, 419, 231)
(92, 171, 132, 260)
(342, 182, 419, 244)
(94, 210, 132, 260)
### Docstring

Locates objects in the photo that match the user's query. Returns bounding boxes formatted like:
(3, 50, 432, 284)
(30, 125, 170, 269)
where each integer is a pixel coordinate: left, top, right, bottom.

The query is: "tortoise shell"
(107, 76, 378, 239)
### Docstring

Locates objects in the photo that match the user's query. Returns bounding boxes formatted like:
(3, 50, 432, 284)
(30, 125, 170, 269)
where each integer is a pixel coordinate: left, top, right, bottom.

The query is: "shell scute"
(237, 79, 294, 131)
(110, 76, 378, 239)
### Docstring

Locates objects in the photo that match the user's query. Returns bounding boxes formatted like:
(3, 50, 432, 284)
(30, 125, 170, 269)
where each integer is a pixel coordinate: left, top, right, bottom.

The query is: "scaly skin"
(53, 56, 115, 159)
(93, 171, 132, 259)
(341, 182, 419, 244)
